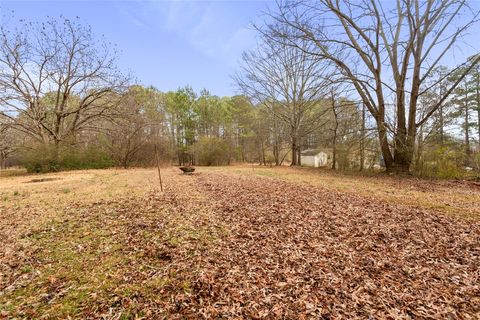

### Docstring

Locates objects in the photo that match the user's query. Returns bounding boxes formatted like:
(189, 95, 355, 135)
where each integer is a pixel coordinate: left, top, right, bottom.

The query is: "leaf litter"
(0, 169, 479, 319)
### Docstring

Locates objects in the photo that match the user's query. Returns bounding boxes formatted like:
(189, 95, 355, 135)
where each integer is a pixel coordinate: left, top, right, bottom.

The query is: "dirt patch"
(25, 177, 62, 183)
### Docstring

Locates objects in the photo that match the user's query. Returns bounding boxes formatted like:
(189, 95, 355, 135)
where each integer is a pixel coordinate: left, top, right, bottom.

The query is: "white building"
(300, 149, 329, 167)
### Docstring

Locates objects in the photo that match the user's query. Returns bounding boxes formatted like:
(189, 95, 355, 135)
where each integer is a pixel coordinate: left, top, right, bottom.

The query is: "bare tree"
(235, 31, 332, 165)
(269, 0, 480, 172)
(0, 116, 18, 168)
(102, 87, 151, 168)
(0, 16, 128, 158)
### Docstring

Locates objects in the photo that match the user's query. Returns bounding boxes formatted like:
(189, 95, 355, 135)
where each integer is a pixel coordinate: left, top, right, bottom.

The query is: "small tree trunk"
(331, 91, 338, 170)
(476, 83, 480, 149)
(439, 103, 445, 146)
(154, 144, 163, 192)
(359, 103, 366, 171)
(478, 106, 480, 150)
(261, 141, 266, 166)
(465, 98, 471, 164)
(415, 127, 424, 171)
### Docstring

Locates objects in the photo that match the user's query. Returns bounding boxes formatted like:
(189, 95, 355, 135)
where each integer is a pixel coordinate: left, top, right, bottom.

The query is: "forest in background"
(1, 1, 480, 178)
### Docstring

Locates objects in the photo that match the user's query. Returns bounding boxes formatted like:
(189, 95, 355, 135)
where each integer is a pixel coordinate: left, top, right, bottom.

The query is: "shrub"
(192, 137, 232, 166)
(20, 144, 60, 173)
(416, 147, 466, 179)
(60, 146, 114, 170)
(20, 143, 114, 173)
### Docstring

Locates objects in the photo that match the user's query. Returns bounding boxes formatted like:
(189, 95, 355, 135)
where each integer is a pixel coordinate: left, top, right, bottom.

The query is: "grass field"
(1, 166, 479, 319)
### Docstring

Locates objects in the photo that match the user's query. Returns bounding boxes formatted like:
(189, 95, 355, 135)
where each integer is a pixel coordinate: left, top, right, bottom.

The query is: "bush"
(192, 137, 232, 166)
(472, 152, 480, 172)
(60, 146, 114, 170)
(416, 147, 466, 179)
(20, 144, 60, 173)
(20, 143, 114, 173)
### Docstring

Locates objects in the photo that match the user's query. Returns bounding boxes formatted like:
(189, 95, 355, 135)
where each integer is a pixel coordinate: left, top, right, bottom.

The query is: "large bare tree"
(0, 16, 128, 157)
(235, 31, 332, 165)
(269, 0, 480, 172)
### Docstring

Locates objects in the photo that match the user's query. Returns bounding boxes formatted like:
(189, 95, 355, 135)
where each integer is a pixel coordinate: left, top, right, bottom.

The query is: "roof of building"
(300, 149, 327, 156)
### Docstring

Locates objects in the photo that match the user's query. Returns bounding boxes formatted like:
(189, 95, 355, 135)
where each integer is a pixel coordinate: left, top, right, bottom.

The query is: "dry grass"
(1, 166, 479, 318)
(1, 168, 200, 318)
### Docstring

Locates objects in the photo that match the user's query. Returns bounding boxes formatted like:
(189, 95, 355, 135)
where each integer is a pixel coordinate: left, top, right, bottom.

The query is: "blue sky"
(0, 0, 272, 97)
(1, 1, 479, 98)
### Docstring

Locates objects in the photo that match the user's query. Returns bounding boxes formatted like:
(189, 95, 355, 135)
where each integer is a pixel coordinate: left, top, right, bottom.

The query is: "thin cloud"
(150, 1, 259, 64)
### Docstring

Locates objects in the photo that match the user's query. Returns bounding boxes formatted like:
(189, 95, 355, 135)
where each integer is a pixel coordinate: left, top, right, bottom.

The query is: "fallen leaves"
(0, 168, 479, 319)
(181, 172, 480, 318)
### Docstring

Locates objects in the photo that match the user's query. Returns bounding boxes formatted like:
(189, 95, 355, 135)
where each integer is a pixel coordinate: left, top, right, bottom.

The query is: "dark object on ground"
(26, 178, 61, 183)
(179, 166, 195, 174)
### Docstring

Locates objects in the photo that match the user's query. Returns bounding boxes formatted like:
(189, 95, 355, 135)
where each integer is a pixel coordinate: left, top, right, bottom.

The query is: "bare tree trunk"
(392, 102, 416, 173)
(273, 118, 280, 166)
(476, 79, 480, 149)
(465, 97, 471, 163)
(290, 122, 299, 166)
(392, 140, 415, 172)
(478, 105, 480, 149)
(154, 144, 163, 192)
(415, 127, 424, 171)
(261, 141, 266, 166)
(331, 92, 338, 170)
(439, 103, 445, 146)
(53, 139, 61, 167)
(273, 144, 278, 165)
(360, 103, 366, 171)
(291, 140, 298, 166)
(376, 112, 394, 172)
(0, 152, 5, 169)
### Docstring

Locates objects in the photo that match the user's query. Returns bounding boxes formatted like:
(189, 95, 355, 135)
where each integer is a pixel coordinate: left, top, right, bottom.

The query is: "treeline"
(1, 1, 480, 177)
(1, 81, 374, 171)
(0, 16, 374, 172)
(233, 0, 480, 176)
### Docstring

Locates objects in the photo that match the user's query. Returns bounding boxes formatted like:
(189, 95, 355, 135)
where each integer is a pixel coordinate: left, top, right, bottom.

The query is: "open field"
(1, 166, 479, 319)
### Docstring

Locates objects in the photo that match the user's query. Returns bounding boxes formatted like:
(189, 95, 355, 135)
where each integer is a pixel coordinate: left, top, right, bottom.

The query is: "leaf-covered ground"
(1, 167, 479, 319)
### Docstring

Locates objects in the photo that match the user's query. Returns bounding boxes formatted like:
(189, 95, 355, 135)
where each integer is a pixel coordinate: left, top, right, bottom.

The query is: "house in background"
(300, 149, 329, 167)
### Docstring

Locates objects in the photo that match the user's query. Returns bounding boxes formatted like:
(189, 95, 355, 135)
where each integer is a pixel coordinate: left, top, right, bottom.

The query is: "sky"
(0, 0, 272, 97)
(1, 1, 479, 98)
